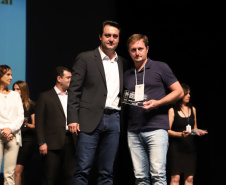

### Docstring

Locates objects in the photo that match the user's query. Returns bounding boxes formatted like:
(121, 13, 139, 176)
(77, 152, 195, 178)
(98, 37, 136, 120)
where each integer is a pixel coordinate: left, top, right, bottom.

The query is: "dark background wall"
(25, 0, 224, 184)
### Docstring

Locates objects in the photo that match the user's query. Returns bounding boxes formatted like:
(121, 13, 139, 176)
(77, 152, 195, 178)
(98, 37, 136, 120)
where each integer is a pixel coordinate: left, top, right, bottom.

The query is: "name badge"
(135, 84, 144, 101)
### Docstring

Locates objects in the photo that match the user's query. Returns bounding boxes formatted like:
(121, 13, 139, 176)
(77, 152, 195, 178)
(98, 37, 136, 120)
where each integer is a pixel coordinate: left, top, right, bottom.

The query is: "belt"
(103, 109, 120, 115)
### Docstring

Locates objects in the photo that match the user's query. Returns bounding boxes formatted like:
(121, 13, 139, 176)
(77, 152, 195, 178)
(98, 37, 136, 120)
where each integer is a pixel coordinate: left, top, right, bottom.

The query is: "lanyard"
(135, 64, 145, 85)
(181, 107, 190, 123)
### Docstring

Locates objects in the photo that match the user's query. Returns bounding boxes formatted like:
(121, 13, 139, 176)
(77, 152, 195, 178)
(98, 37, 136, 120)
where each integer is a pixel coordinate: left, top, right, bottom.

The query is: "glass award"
(191, 129, 208, 135)
(122, 90, 147, 107)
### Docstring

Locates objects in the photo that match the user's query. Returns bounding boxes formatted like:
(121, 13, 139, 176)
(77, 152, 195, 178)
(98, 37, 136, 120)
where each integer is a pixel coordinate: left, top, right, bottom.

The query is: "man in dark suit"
(67, 20, 127, 185)
(35, 66, 76, 185)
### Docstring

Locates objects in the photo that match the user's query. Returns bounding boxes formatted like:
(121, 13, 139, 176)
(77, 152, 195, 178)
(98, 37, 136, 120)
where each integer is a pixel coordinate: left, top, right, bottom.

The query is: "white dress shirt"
(54, 86, 69, 130)
(98, 47, 120, 110)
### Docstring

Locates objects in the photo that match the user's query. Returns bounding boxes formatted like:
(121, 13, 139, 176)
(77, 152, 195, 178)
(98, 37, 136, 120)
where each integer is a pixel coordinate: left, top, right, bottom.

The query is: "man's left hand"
(142, 100, 160, 110)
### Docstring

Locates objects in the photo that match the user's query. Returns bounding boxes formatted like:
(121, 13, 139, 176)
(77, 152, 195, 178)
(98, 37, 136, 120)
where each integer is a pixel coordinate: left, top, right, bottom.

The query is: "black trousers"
(42, 134, 76, 185)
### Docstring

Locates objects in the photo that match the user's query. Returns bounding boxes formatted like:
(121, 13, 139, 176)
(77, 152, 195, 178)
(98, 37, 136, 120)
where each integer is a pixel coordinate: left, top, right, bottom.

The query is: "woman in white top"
(0, 65, 24, 185)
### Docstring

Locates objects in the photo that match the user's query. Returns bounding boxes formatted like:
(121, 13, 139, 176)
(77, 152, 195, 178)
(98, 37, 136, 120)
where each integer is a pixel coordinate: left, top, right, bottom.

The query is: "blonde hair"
(127, 34, 149, 49)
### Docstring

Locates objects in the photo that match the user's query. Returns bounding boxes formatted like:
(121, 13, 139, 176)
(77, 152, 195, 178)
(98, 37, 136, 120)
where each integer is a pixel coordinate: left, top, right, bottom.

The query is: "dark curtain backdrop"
(25, 0, 224, 184)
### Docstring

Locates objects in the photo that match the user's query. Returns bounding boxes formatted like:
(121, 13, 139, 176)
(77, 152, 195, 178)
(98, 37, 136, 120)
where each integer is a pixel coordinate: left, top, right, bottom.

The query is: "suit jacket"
(67, 48, 127, 133)
(35, 88, 76, 150)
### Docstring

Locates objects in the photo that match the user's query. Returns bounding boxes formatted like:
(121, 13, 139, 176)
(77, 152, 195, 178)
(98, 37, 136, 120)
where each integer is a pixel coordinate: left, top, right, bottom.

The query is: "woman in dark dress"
(167, 84, 207, 185)
(13, 81, 36, 185)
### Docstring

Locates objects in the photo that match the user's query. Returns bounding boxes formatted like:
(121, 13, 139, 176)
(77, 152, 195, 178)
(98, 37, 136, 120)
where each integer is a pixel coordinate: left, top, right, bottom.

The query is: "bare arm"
(24, 113, 35, 129)
(192, 106, 208, 136)
(143, 81, 184, 110)
(193, 107, 198, 129)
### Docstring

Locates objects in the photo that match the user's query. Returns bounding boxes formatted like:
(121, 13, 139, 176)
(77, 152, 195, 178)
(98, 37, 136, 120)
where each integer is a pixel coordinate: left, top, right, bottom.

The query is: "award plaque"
(191, 129, 208, 135)
(122, 90, 147, 107)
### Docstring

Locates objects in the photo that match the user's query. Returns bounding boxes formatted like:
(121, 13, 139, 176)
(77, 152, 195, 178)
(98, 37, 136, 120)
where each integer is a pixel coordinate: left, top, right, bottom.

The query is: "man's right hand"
(39, 143, 48, 155)
(68, 123, 80, 135)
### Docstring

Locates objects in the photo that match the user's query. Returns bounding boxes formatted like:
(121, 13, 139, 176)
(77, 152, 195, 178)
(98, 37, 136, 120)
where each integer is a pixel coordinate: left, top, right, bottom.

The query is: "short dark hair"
(99, 20, 121, 37)
(55, 66, 70, 80)
(0, 65, 11, 79)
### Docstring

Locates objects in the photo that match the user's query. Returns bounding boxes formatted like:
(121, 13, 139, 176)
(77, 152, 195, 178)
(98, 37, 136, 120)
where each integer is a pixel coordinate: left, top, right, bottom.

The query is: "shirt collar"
(98, 46, 118, 62)
(54, 86, 68, 95)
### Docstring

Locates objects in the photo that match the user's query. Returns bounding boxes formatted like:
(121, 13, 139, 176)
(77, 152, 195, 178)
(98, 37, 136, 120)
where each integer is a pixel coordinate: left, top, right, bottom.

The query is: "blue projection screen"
(0, 0, 26, 173)
(0, 0, 26, 90)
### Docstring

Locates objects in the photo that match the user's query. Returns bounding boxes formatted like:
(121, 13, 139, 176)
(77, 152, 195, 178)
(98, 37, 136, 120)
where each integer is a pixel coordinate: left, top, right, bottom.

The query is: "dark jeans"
(71, 112, 120, 185)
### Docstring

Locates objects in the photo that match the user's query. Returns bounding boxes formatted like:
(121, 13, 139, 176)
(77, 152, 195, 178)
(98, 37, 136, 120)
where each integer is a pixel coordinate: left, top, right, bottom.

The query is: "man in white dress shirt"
(67, 20, 127, 185)
(35, 66, 76, 185)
